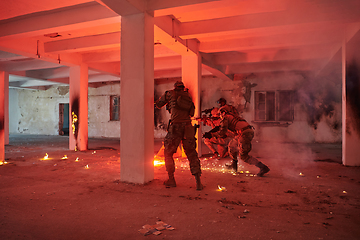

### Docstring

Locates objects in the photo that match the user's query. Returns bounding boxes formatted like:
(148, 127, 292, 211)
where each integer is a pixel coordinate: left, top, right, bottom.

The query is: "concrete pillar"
(182, 53, 202, 156)
(0, 71, 9, 161)
(120, 12, 154, 183)
(342, 40, 360, 166)
(69, 64, 88, 151)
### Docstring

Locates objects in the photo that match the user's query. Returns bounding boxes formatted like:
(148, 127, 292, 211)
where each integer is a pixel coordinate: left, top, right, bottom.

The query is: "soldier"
(203, 108, 234, 158)
(155, 81, 203, 190)
(217, 108, 270, 176)
(217, 97, 239, 116)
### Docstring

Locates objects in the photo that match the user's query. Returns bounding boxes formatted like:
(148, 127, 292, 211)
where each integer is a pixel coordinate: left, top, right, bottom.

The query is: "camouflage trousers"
(228, 129, 259, 165)
(204, 136, 231, 157)
(164, 123, 202, 176)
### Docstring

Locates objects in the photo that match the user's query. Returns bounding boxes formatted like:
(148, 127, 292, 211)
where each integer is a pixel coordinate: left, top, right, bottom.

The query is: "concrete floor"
(1, 134, 360, 240)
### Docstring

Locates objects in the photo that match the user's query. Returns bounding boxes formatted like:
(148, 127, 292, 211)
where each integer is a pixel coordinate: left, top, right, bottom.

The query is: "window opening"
(110, 96, 120, 121)
(254, 90, 294, 123)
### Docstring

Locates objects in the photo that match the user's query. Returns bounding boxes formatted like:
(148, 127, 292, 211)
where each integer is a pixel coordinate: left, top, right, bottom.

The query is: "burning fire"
(217, 185, 227, 192)
(153, 155, 165, 167)
(41, 153, 49, 160)
(71, 111, 78, 134)
(0, 161, 8, 165)
(75, 157, 79, 162)
(85, 164, 89, 169)
(61, 155, 68, 159)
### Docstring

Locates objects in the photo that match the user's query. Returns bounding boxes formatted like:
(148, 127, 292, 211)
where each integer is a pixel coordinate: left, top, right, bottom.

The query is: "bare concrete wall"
(13, 86, 69, 135)
(9, 84, 121, 138)
(88, 84, 120, 138)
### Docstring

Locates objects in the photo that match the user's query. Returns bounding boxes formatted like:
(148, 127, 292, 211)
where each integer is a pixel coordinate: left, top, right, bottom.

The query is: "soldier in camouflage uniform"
(155, 81, 203, 190)
(203, 108, 234, 158)
(217, 108, 270, 176)
(217, 97, 239, 116)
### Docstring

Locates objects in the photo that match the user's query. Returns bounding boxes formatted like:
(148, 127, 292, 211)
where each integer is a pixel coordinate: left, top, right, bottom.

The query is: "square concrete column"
(120, 13, 154, 183)
(342, 41, 360, 166)
(0, 71, 9, 161)
(69, 64, 89, 151)
(182, 54, 202, 156)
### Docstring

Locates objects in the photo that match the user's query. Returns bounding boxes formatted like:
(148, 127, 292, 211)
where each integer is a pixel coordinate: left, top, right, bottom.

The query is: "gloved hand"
(203, 132, 212, 139)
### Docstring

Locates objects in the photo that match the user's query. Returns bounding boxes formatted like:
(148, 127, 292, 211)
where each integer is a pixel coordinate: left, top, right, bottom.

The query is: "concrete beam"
(0, 2, 119, 41)
(98, 0, 147, 16)
(154, 15, 199, 55)
(180, 1, 360, 38)
(199, 30, 344, 53)
(44, 32, 121, 53)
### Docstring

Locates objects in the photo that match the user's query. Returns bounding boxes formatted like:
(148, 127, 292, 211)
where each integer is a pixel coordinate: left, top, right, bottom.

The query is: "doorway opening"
(59, 103, 69, 135)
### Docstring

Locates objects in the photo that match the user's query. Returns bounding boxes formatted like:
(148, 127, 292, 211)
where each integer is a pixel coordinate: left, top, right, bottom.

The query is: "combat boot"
(194, 173, 203, 191)
(212, 151, 220, 159)
(164, 173, 176, 188)
(226, 159, 238, 172)
(256, 162, 270, 177)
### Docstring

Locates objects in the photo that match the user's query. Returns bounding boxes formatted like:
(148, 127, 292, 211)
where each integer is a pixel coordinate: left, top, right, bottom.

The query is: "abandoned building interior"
(1, 0, 360, 184)
(1, 1, 360, 239)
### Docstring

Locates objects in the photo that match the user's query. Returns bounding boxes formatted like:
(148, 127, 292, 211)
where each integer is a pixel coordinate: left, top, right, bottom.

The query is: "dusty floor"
(1, 134, 360, 240)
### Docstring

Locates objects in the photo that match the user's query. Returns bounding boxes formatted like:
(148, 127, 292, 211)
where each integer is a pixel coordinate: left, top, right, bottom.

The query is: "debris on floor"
(138, 221, 175, 236)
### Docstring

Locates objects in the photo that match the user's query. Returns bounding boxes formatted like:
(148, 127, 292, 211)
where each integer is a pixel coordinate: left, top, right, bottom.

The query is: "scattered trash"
(238, 215, 246, 219)
(138, 221, 175, 236)
(243, 209, 250, 213)
(284, 190, 297, 193)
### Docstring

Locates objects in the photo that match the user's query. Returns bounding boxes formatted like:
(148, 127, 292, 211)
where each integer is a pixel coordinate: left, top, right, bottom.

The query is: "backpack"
(176, 91, 195, 117)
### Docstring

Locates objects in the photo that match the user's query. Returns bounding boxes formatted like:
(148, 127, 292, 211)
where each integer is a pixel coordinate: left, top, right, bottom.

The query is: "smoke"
(256, 142, 317, 179)
(296, 69, 342, 131)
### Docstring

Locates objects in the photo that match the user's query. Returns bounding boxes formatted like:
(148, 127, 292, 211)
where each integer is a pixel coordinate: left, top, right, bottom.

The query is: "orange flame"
(72, 111, 78, 134)
(42, 153, 49, 160)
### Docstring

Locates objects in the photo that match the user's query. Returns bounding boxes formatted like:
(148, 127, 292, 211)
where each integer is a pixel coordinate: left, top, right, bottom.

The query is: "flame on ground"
(41, 153, 49, 160)
(154, 158, 165, 167)
(61, 155, 68, 159)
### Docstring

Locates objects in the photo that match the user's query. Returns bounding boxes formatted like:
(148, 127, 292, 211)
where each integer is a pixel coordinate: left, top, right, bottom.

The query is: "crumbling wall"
(15, 87, 68, 135)
(10, 84, 120, 138)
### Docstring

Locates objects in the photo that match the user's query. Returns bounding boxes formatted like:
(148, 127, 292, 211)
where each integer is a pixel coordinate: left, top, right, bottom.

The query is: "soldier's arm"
(155, 91, 170, 109)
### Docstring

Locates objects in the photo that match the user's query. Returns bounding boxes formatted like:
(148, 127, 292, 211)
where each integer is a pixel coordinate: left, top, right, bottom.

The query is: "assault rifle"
(192, 114, 220, 127)
(201, 107, 214, 115)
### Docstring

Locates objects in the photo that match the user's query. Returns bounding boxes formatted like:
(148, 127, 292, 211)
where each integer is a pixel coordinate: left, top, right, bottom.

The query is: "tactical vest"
(168, 89, 195, 116)
(227, 113, 246, 131)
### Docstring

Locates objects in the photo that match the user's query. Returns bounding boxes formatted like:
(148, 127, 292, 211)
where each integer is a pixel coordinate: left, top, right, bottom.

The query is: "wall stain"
(57, 86, 69, 96)
(346, 59, 360, 135)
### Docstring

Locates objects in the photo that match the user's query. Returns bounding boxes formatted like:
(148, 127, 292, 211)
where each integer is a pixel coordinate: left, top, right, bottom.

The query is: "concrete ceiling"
(0, 0, 359, 89)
